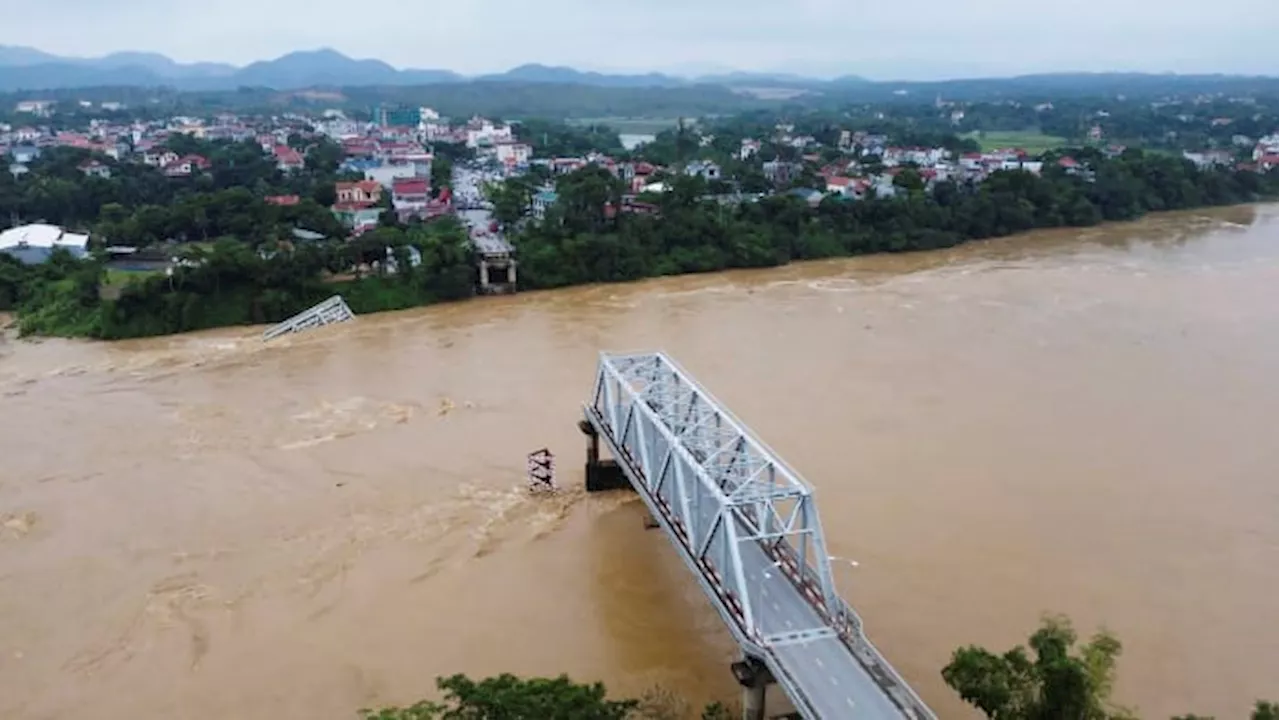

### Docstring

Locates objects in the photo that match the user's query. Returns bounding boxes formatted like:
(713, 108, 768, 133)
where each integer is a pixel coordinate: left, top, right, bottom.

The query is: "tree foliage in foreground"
(943, 615, 1134, 720)
(360, 673, 737, 720)
(943, 615, 1277, 720)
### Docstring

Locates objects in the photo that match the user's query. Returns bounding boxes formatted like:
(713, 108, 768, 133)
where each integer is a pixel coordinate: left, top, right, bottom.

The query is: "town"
(0, 91, 1276, 337)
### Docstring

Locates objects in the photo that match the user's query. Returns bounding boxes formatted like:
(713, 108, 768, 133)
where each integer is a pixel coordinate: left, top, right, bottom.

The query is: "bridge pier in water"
(578, 419, 630, 492)
(731, 657, 775, 720)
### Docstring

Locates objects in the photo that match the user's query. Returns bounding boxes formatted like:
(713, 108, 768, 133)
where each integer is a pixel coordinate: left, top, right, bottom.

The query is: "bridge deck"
(584, 351, 934, 720)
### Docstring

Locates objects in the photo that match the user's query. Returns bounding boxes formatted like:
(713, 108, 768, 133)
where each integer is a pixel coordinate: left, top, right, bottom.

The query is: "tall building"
(371, 105, 422, 128)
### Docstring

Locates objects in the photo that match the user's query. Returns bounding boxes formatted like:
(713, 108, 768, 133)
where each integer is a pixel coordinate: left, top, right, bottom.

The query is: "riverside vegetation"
(0, 132, 1276, 339)
(365, 617, 1276, 720)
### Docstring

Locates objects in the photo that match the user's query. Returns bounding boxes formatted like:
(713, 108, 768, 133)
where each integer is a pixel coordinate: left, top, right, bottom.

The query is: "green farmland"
(964, 130, 1069, 153)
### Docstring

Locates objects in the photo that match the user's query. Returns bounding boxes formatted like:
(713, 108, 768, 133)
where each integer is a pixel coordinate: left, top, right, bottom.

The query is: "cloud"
(3, 0, 1277, 78)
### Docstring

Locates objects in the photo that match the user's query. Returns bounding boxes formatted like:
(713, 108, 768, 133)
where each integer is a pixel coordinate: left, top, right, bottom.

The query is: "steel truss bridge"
(582, 352, 935, 720)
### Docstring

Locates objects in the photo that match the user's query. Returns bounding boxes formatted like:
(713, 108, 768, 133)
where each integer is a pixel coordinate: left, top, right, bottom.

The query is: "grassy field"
(567, 117, 684, 134)
(964, 130, 1069, 153)
(100, 268, 163, 300)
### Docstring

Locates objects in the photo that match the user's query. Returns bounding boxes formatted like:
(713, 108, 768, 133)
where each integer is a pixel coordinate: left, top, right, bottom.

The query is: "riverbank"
(5, 148, 1276, 341)
(1, 205, 1265, 341)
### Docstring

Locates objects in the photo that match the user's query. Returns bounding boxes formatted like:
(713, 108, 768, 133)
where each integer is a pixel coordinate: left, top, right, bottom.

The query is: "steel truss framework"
(586, 351, 935, 720)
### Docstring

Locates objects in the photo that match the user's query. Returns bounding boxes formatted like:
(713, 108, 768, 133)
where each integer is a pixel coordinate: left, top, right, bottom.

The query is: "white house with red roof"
(163, 154, 211, 177)
(273, 145, 305, 172)
(391, 177, 431, 221)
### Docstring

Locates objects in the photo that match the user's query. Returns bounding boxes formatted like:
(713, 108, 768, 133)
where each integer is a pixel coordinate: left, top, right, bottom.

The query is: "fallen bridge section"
(582, 351, 935, 720)
(262, 295, 354, 341)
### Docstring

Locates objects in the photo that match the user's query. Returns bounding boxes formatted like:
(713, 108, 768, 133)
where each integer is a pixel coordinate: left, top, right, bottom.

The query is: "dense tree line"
(514, 118, 625, 158)
(510, 148, 1278, 290)
(0, 220, 474, 338)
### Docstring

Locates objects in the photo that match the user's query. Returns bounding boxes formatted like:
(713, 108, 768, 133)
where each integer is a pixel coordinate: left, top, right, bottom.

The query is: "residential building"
(1183, 150, 1233, 169)
(824, 176, 856, 196)
(143, 149, 179, 167)
(532, 190, 558, 220)
(495, 140, 532, 167)
(762, 160, 799, 185)
(335, 180, 383, 204)
(8, 145, 40, 163)
(0, 223, 90, 264)
(12, 127, 43, 143)
(464, 117, 513, 148)
(78, 160, 112, 179)
(364, 164, 418, 188)
(274, 145, 305, 172)
(331, 203, 381, 232)
(163, 154, 211, 177)
(14, 100, 55, 116)
(265, 195, 302, 206)
(685, 160, 721, 181)
(391, 177, 431, 221)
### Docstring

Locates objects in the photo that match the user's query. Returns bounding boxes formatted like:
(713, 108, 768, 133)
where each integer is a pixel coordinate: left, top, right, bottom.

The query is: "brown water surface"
(1, 205, 1276, 719)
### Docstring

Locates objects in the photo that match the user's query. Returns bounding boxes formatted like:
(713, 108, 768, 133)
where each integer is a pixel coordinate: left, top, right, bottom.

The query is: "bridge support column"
(578, 420, 631, 492)
(731, 657, 774, 720)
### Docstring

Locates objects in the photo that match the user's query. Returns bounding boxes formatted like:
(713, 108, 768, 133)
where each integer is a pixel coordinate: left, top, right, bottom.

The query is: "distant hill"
(0, 45, 1274, 100)
(0, 46, 464, 91)
(475, 63, 686, 88)
(233, 49, 461, 88)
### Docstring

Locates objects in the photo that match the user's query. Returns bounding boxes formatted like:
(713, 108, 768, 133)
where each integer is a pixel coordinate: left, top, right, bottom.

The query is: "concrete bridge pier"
(578, 419, 630, 492)
(731, 657, 775, 720)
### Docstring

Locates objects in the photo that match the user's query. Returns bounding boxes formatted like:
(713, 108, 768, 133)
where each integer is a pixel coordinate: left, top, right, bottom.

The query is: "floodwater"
(1, 205, 1276, 720)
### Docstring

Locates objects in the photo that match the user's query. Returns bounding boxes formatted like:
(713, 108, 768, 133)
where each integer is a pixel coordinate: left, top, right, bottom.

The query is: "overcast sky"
(4, 0, 1278, 79)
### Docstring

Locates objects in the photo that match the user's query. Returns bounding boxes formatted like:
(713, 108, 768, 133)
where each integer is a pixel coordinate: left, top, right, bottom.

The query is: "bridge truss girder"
(590, 352, 850, 640)
(586, 351, 936, 720)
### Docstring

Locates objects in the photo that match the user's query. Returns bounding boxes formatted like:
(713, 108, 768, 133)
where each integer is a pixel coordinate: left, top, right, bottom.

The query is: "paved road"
(738, 540, 905, 719)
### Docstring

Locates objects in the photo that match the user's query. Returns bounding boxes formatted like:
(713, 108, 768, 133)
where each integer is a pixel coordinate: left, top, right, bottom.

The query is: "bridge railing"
(588, 351, 935, 720)
(262, 295, 354, 341)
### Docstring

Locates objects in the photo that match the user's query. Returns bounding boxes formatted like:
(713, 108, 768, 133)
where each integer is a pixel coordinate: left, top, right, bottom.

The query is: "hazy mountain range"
(0, 46, 1274, 97)
(0, 46, 876, 92)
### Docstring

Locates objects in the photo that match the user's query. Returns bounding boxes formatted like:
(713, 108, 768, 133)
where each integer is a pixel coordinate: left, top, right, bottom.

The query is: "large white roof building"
(0, 223, 90, 264)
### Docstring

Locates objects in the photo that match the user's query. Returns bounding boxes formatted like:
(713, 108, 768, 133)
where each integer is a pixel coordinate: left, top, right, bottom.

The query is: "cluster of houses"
(510, 120, 1280, 219)
(3, 98, 1279, 250)
(0, 110, 314, 181)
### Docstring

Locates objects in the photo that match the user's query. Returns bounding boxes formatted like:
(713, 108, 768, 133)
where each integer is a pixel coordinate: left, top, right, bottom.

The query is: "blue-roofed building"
(339, 157, 381, 174)
(786, 187, 824, 208)
(532, 190, 558, 220)
(8, 145, 40, 164)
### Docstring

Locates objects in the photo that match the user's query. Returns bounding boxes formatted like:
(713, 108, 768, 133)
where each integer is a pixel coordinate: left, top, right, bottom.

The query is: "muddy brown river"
(1, 205, 1276, 720)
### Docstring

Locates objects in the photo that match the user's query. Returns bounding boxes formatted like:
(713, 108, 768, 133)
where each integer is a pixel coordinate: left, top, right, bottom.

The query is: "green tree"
(361, 674, 637, 720)
(942, 615, 1134, 720)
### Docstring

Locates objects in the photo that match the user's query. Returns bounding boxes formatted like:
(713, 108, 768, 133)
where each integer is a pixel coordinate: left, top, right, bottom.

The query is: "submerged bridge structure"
(579, 352, 935, 720)
(261, 295, 354, 341)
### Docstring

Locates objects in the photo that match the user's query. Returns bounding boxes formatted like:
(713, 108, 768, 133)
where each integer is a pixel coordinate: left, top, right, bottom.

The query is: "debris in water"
(1, 511, 37, 539)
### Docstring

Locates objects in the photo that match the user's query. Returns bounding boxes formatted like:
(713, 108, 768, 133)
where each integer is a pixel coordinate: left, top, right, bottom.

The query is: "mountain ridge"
(0, 45, 1273, 95)
(0, 45, 862, 91)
